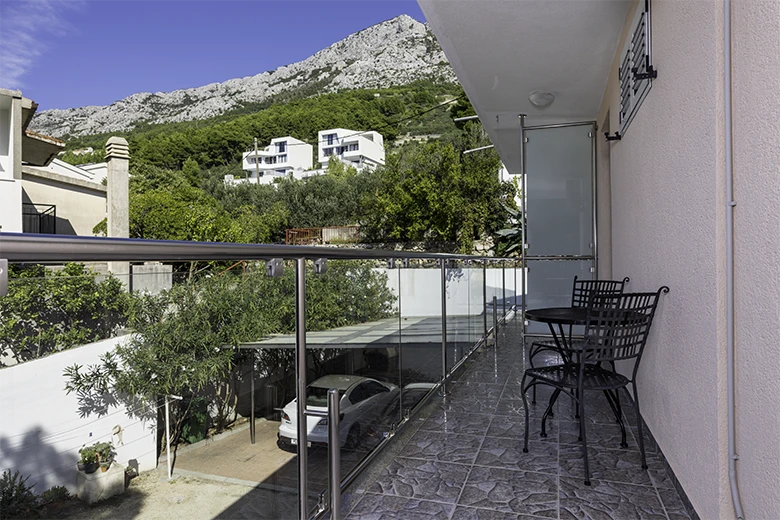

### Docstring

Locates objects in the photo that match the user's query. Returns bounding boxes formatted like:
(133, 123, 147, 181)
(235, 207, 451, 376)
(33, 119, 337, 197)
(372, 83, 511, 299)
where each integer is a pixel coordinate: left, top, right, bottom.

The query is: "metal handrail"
(0, 232, 517, 520)
(0, 233, 519, 263)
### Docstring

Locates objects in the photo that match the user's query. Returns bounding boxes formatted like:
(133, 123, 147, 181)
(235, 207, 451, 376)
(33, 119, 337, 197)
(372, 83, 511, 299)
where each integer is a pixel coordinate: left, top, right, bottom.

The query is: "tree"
(181, 157, 201, 187)
(63, 261, 396, 445)
(0, 264, 130, 366)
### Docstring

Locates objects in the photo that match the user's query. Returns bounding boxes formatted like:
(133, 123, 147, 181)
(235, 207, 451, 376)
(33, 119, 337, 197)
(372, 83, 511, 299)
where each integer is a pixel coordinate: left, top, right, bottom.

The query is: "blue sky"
(0, 1, 425, 110)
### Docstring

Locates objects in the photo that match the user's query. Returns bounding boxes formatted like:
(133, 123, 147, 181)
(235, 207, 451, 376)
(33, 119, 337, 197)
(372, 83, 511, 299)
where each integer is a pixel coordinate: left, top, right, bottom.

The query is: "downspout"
(724, 0, 745, 517)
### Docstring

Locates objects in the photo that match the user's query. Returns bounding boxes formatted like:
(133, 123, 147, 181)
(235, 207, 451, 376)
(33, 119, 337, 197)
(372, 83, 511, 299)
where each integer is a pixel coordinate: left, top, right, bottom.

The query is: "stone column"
(105, 137, 130, 282)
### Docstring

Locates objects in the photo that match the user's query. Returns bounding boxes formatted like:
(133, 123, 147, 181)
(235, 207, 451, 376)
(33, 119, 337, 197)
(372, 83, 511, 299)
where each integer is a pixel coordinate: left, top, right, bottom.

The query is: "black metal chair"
(528, 276, 630, 404)
(521, 286, 669, 485)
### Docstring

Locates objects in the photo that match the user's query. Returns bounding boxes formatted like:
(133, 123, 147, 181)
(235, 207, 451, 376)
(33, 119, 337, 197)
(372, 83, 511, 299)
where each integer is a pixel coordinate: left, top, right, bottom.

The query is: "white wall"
(384, 267, 519, 317)
(598, 1, 728, 518)
(0, 177, 22, 232)
(0, 336, 157, 494)
(731, 0, 780, 517)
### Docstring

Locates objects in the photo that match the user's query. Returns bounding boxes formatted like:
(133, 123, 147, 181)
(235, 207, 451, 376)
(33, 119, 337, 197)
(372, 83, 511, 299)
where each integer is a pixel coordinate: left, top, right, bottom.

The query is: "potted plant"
(78, 445, 99, 474)
(94, 442, 116, 472)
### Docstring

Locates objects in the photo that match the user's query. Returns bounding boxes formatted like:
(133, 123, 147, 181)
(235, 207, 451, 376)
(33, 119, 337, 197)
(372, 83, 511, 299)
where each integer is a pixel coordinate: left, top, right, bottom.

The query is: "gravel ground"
(44, 468, 299, 520)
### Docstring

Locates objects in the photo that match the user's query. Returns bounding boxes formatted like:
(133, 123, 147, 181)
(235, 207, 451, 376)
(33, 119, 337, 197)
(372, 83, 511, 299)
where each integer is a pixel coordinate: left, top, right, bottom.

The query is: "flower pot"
(84, 462, 98, 474)
(77, 462, 85, 472)
(100, 462, 111, 472)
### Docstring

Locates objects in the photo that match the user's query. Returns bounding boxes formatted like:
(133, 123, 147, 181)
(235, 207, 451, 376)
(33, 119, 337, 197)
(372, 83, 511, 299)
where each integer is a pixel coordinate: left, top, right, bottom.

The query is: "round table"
(524, 307, 592, 361)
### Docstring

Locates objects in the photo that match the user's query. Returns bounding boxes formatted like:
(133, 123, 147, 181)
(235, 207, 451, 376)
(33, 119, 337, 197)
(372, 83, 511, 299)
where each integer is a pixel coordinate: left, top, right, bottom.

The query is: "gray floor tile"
(369, 457, 470, 503)
(458, 466, 557, 518)
(403, 430, 484, 464)
(487, 415, 558, 443)
(558, 445, 653, 487)
(347, 494, 455, 520)
(422, 410, 494, 436)
(450, 506, 527, 520)
(658, 488, 692, 520)
(559, 477, 667, 520)
(559, 421, 636, 450)
(475, 437, 558, 475)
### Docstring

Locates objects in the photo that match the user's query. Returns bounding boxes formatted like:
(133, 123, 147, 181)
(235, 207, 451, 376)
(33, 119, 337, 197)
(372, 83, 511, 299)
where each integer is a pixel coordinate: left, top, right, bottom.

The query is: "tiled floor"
(344, 317, 693, 520)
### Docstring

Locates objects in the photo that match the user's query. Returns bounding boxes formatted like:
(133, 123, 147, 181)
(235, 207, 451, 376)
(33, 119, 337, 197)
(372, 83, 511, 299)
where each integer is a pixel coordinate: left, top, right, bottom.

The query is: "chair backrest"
(582, 286, 669, 367)
(571, 276, 630, 308)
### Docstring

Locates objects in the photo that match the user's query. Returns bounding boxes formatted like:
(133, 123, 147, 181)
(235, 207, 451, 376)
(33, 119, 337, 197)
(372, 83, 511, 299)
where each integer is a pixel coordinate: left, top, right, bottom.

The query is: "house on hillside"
(0, 88, 124, 237)
(318, 128, 385, 170)
(237, 136, 313, 185)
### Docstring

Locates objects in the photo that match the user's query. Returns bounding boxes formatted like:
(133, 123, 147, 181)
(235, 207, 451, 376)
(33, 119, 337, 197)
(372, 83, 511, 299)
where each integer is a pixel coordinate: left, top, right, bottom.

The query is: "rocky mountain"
(31, 15, 455, 138)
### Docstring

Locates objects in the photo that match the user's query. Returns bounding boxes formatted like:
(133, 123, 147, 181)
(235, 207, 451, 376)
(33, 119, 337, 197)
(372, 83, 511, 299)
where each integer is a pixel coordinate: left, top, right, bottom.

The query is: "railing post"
(295, 258, 308, 520)
(482, 260, 487, 340)
(439, 259, 449, 396)
(493, 295, 498, 347)
(250, 355, 256, 444)
(327, 389, 341, 520)
(502, 260, 506, 319)
(514, 260, 518, 311)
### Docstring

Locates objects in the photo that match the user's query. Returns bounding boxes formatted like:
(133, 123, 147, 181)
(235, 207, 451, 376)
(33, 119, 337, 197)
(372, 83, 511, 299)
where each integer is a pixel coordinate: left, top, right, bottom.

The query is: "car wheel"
(344, 424, 361, 450)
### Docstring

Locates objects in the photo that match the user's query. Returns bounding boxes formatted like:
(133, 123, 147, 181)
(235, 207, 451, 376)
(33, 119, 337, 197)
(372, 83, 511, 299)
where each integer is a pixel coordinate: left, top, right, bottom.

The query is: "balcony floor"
(343, 316, 695, 520)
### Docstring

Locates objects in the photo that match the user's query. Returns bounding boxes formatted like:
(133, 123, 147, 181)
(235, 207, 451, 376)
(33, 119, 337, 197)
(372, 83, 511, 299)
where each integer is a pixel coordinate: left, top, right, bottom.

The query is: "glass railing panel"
(469, 260, 486, 346)
(397, 258, 441, 414)
(524, 259, 594, 335)
(445, 259, 467, 369)
(302, 258, 401, 514)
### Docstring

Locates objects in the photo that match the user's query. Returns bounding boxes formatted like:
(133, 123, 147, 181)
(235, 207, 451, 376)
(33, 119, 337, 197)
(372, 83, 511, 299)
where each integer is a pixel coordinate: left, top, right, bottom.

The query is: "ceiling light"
(528, 91, 555, 108)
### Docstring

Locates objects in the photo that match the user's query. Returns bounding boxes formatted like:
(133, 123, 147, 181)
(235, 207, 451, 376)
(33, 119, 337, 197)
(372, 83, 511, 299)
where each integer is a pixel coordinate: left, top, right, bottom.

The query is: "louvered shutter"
(619, 1, 656, 135)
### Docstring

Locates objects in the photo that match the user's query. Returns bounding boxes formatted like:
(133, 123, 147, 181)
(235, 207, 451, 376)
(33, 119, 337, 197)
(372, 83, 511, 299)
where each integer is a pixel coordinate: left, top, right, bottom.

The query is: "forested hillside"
(66, 81, 517, 254)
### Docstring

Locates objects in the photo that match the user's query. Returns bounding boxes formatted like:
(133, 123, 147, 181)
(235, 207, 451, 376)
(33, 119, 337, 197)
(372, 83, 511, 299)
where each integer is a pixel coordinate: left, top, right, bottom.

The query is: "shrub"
(40, 486, 69, 504)
(0, 470, 37, 519)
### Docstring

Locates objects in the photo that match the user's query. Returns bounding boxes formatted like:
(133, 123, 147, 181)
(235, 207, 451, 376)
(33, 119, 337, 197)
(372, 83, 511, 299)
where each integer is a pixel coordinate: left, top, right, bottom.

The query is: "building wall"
(730, 0, 780, 517)
(597, 1, 729, 518)
(0, 335, 158, 495)
(22, 170, 106, 236)
(0, 92, 22, 232)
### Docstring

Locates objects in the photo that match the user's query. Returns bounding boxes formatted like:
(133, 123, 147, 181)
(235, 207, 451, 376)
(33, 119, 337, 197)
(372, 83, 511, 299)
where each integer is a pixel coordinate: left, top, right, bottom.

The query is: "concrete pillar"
(11, 92, 22, 181)
(105, 137, 130, 281)
(105, 136, 129, 238)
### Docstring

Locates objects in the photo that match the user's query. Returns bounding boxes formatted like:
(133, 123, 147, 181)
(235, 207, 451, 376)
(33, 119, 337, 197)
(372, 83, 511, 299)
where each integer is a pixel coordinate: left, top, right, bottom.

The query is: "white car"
(277, 375, 397, 450)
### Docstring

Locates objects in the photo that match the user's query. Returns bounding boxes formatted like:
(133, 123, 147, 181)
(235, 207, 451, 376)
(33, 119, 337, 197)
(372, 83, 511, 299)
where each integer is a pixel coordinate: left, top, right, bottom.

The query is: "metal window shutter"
(619, 2, 655, 135)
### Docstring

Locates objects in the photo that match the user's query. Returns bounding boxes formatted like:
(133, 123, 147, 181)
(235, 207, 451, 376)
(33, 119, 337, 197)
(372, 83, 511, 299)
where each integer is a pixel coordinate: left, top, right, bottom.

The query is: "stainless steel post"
(482, 260, 487, 339)
(514, 261, 518, 311)
(493, 295, 498, 347)
(502, 261, 506, 319)
(250, 356, 256, 444)
(439, 259, 449, 396)
(327, 389, 341, 520)
(295, 258, 308, 520)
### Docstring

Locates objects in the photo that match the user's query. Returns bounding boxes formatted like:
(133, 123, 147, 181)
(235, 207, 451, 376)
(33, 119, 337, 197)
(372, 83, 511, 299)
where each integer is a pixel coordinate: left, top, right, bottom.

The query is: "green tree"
(181, 157, 201, 187)
(0, 264, 130, 366)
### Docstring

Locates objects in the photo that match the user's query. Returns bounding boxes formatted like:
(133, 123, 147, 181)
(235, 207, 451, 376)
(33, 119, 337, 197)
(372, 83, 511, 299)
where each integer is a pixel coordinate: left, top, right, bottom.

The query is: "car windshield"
(306, 386, 344, 407)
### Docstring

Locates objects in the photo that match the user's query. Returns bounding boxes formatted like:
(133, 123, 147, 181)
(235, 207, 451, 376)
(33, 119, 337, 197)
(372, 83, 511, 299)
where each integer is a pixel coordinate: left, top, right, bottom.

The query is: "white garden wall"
(384, 267, 521, 317)
(0, 335, 157, 494)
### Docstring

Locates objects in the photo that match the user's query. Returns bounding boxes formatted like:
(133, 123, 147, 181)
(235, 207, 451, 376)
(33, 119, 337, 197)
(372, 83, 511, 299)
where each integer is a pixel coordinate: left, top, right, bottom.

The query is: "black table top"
(524, 306, 590, 325)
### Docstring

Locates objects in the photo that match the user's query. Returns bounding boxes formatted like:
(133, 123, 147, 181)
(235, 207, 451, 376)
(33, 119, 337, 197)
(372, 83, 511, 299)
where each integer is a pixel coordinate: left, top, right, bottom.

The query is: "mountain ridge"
(31, 15, 455, 138)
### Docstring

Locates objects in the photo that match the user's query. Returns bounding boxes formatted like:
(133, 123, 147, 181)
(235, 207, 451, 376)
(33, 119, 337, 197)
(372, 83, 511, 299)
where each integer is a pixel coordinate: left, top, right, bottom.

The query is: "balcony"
(0, 234, 699, 520)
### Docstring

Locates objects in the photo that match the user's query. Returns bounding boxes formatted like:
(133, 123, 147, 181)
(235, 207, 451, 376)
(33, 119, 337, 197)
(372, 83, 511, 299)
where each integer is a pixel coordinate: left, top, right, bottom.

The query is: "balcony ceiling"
(419, 0, 632, 173)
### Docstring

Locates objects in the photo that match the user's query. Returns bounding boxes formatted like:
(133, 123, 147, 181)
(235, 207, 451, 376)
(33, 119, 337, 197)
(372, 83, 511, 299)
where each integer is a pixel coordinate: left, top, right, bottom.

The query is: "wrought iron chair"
(521, 287, 669, 485)
(528, 276, 630, 404)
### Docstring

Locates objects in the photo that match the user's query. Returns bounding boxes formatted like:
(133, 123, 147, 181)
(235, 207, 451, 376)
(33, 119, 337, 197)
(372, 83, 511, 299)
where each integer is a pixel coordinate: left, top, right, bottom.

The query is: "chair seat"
(526, 363, 629, 391)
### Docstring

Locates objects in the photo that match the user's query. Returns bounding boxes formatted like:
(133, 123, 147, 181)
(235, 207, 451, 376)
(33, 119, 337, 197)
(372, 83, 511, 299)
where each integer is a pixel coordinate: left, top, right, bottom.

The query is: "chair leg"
(540, 388, 560, 438)
(522, 374, 531, 453)
(578, 388, 590, 486)
(632, 381, 648, 470)
(603, 390, 627, 448)
(529, 350, 537, 405)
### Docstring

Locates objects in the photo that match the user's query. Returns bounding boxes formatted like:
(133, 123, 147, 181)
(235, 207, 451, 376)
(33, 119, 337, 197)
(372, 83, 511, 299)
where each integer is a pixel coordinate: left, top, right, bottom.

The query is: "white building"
(318, 129, 385, 170)
(239, 136, 313, 185)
